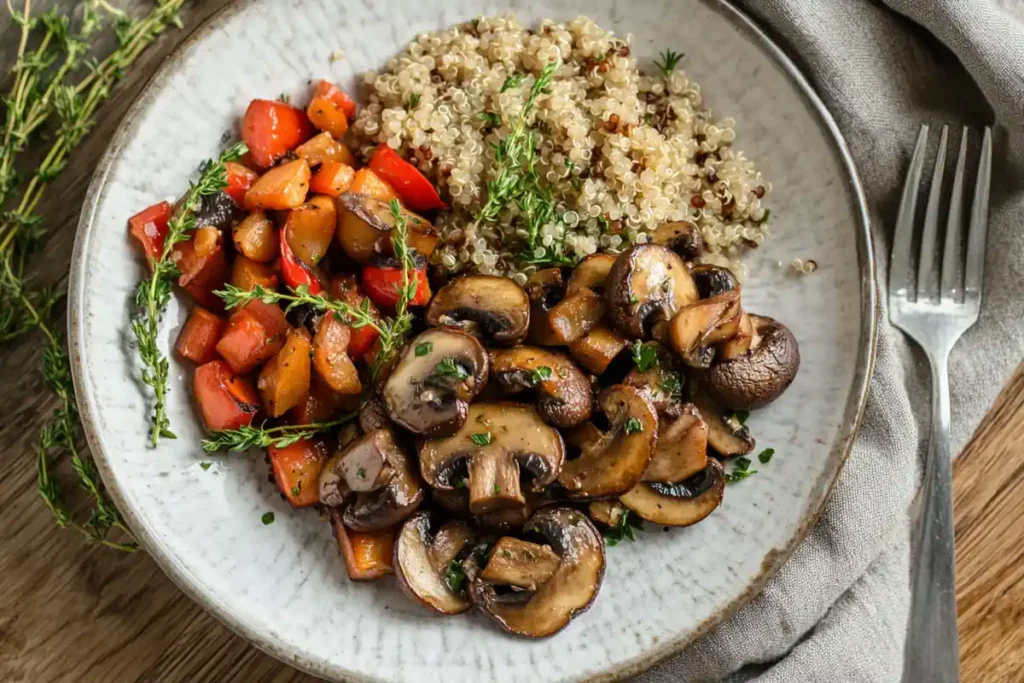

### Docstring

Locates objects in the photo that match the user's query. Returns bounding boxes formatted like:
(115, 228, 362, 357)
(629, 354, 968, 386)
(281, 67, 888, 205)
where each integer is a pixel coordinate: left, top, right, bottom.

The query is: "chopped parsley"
(629, 293, 639, 304)
(658, 372, 683, 399)
(470, 432, 493, 446)
(644, 112, 654, 126)
(493, 483, 501, 494)
(530, 366, 553, 384)
(455, 478, 468, 489)
(725, 456, 757, 484)
(605, 509, 643, 546)
(631, 341, 659, 372)
(758, 448, 775, 464)
(278, 93, 290, 103)
(415, 341, 433, 356)
(757, 208, 771, 225)
(291, 485, 300, 497)
(432, 357, 469, 380)
(199, 462, 212, 471)
(624, 417, 644, 434)
(406, 92, 421, 109)
(477, 111, 501, 127)
(261, 512, 275, 525)
(356, 467, 366, 480)
(444, 559, 468, 595)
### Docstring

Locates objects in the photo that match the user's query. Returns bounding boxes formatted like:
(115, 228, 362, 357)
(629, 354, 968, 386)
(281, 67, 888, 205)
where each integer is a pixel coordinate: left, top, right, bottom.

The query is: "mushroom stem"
(479, 537, 560, 591)
(468, 446, 526, 514)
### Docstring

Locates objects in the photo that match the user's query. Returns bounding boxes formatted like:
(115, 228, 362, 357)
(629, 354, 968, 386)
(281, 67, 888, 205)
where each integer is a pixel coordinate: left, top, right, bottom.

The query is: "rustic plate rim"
(68, 1, 878, 680)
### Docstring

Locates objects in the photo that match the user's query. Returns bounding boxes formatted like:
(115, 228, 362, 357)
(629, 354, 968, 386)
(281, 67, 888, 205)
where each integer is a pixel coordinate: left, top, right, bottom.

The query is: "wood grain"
(0, 2, 1021, 682)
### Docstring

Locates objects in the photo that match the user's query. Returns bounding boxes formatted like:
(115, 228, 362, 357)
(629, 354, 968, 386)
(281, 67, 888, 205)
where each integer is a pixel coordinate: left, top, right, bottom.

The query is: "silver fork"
(892, 124, 992, 683)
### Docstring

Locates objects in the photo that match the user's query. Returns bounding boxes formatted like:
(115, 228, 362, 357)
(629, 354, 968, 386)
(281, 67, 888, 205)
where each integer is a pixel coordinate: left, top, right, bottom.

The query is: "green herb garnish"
(725, 457, 758, 484)
(734, 410, 750, 425)
(493, 483, 501, 494)
(758, 448, 775, 464)
(415, 341, 433, 356)
(654, 49, 684, 79)
(500, 73, 524, 92)
(530, 366, 553, 384)
(261, 512, 275, 525)
(432, 357, 470, 381)
(631, 341, 659, 372)
(407, 92, 421, 109)
(477, 111, 501, 127)
(445, 559, 468, 595)
(201, 414, 357, 453)
(605, 509, 643, 546)
(658, 372, 683, 399)
(278, 93, 290, 103)
(471, 432, 493, 446)
(624, 418, 643, 435)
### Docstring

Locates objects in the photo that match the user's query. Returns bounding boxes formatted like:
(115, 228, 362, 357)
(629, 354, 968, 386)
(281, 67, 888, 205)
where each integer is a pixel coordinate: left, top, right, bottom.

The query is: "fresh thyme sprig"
(604, 509, 643, 547)
(131, 142, 247, 447)
(201, 414, 358, 453)
(217, 283, 384, 334)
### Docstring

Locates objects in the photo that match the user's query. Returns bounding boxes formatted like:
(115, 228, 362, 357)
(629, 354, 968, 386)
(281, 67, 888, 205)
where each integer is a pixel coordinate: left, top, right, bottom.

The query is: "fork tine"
(917, 125, 949, 303)
(964, 127, 992, 303)
(940, 128, 969, 301)
(890, 124, 930, 303)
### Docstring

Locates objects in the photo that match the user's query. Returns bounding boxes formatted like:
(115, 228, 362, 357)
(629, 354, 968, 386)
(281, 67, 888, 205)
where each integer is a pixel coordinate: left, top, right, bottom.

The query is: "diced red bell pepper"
(361, 261, 431, 310)
(128, 201, 174, 263)
(175, 306, 226, 364)
(280, 230, 323, 294)
(330, 275, 380, 360)
(368, 144, 446, 212)
(170, 228, 230, 312)
(268, 438, 329, 507)
(215, 308, 286, 374)
(241, 99, 313, 168)
(313, 80, 358, 120)
(223, 162, 259, 207)
(193, 360, 260, 432)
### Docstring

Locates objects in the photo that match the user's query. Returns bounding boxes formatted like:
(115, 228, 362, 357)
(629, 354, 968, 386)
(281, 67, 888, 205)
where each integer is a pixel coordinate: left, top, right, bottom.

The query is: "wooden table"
(1, 3, 1022, 681)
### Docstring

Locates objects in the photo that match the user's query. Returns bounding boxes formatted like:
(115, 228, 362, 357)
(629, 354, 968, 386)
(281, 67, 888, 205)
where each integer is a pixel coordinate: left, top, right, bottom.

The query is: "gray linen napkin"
(636, 1, 1024, 681)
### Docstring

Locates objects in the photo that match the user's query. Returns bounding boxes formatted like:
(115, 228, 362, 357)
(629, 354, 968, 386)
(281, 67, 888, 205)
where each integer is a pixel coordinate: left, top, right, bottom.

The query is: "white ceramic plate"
(69, 1, 875, 680)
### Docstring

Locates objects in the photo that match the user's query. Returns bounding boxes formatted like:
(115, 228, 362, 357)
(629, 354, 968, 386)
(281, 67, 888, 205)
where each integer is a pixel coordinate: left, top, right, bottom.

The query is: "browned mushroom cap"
(383, 329, 489, 437)
(488, 346, 592, 428)
(525, 267, 605, 346)
(704, 315, 800, 410)
(691, 390, 755, 456)
(393, 512, 477, 615)
(566, 253, 616, 296)
(418, 403, 564, 515)
(425, 275, 531, 346)
(643, 403, 708, 483)
(557, 385, 658, 499)
(690, 264, 739, 298)
(622, 342, 686, 416)
(318, 429, 424, 531)
(336, 192, 437, 262)
(651, 221, 704, 260)
(667, 288, 742, 368)
(569, 325, 631, 375)
(606, 244, 699, 339)
(621, 459, 725, 526)
(358, 395, 392, 433)
(470, 507, 605, 638)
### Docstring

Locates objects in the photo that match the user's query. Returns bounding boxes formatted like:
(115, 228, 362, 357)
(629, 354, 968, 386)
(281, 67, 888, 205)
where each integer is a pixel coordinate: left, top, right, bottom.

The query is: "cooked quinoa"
(351, 15, 771, 283)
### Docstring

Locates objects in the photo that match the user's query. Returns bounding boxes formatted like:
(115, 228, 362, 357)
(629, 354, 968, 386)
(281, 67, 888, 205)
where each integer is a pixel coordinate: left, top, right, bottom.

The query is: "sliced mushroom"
(704, 315, 800, 410)
(358, 395, 392, 433)
(691, 390, 755, 456)
(690, 264, 739, 298)
(383, 329, 489, 437)
(430, 487, 556, 534)
(651, 220, 704, 260)
(418, 403, 564, 515)
(488, 347, 592, 428)
(622, 342, 686, 416)
(667, 288, 742, 368)
(479, 536, 561, 591)
(606, 245, 699, 339)
(620, 459, 725, 526)
(426, 275, 530, 345)
(587, 500, 628, 527)
(557, 385, 657, 499)
(643, 403, 708, 483)
(394, 512, 477, 615)
(532, 288, 606, 346)
(566, 253, 616, 296)
(717, 311, 756, 361)
(470, 507, 605, 638)
(319, 429, 424, 531)
(569, 325, 630, 376)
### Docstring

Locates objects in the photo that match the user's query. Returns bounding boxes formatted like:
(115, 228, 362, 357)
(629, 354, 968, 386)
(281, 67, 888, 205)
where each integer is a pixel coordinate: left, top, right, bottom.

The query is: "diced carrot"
(268, 438, 329, 508)
(170, 228, 230, 311)
(241, 99, 313, 168)
(233, 211, 279, 262)
(128, 201, 174, 263)
(349, 167, 398, 202)
(330, 275, 380, 360)
(258, 327, 312, 417)
(175, 306, 226, 364)
(244, 159, 311, 211)
(313, 314, 362, 394)
(313, 80, 358, 120)
(306, 96, 349, 139)
(284, 195, 336, 267)
(241, 299, 289, 337)
(330, 510, 395, 581)
(309, 161, 355, 197)
(193, 360, 259, 432)
(224, 162, 259, 207)
(231, 255, 279, 292)
(295, 132, 355, 167)
(215, 310, 285, 374)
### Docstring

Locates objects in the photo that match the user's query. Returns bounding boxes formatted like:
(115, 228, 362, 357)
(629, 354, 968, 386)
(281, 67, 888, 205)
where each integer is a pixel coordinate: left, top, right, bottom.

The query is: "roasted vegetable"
(127, 201, 173, 263)
(269, 438, 329, 508)
(309, 161, 356, 197)
(242, 98, 312, 168)
(174, 306, 226, 365)
(232, 211, 278, 263)
(369, 144, 446, 212)
(244, 159, 311, 211)
(258, 327, 313, 417)
(193, 360, 259, 432)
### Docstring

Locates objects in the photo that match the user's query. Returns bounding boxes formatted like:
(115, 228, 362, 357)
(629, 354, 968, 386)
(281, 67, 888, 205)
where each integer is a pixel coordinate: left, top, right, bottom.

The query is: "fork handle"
(903, 351, 960, 682)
